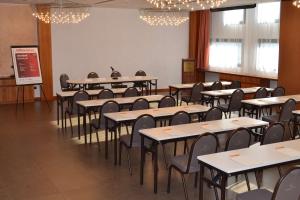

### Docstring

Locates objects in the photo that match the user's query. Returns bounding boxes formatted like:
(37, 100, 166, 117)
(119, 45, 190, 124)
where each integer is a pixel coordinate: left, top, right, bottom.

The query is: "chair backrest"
(272, 86, 285, 97)
(87, 72, 99, 79)
(255, 87, 268, 99)
(211, 81, 223, 91)
(98, 89, 114, 99)
(279, 99, 296, 122)
(111, 71, 122, 79)
(190, 82, 204, 103)
(187, 133, 219, 173)
(60, 73, 69, 89)
(272, 167, 300, 200)
(158, 96, 176, 108)
(123, 87, 139, 97)
(169, 111, 190, 126)
(135, 70, 146, 76)
(228, 89, 244, 112)
(225, 128, 251, 151)
(131, 98, 149, 111)
(131, 114, 156, 146)
(261, 123, 285, 145)
(204, 107, 223, 121)
(71, 91, 89, 114)
(229, 80, 241, 89)
(99, 100, 119, 129)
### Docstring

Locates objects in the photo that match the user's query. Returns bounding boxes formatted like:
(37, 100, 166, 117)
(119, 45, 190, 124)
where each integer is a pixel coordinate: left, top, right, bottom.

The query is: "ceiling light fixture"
(139, 9, 189, 26)
(146, 0, 227, 11)
(293, 0, 300, 8)
(32, 0, 90, 24)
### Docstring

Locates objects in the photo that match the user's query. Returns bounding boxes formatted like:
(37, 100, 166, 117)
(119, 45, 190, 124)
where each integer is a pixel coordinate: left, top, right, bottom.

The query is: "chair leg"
(255, 170, 262, 189)
(278, 166, 282, 177)
(119, 142, 123, 165)
(173, 142, 177, 156)
(127, 149, 132, 176)
(224, 112, 228, 119)
(194, 172, 198, 188)
(162, 144, 169, 169)
(244, 173, 251, 191)
(95, 129, 100, 151)
(181, 174, 189, 200)
(210, 169, 219, 200)
(167, 166, 173, 193)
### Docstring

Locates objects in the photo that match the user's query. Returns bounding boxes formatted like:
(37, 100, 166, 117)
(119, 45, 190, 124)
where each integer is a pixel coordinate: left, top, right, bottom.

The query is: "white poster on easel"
(11, 46, 43, 85)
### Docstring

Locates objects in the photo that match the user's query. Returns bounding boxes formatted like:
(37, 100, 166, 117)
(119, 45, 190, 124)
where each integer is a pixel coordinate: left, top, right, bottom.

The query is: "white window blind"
(209, 1, 280, 79)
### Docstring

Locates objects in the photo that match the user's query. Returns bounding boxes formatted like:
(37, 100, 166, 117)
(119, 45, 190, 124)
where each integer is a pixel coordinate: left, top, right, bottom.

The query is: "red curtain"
(189, 10, 211, 71)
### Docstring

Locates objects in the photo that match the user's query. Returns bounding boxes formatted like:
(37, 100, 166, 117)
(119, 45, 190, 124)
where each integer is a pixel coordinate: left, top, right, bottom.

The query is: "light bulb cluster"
(139, 10, 189, 26)
(146, 0, 227, 11)
(32, 7, 90, 24)
(293, 0, 300, 8)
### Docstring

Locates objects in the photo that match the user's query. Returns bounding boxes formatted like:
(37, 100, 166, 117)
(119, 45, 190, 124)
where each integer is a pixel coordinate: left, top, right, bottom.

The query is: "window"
(209, 39, 242, 69)
(256, 39, 279, 73)
(257, 2, 280, 24)
(223, 10, 245, 25)
(209, 1, 280, 79)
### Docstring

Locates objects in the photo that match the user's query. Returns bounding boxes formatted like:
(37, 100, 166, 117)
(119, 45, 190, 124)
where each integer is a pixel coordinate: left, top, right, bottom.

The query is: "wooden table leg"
(220, 173, 228, 200)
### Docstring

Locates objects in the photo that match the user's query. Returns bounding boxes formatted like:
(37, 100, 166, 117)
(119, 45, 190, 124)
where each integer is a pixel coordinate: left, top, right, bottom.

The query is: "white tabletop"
(198, 139, 300, 174)
(169, 81, 232, 89)
(293, 110, 300, 115)
(242, 94, 300, 107)
(104, 104, 210, 122)
(201, 87, 274, 97)
(76, 95, 164, 108)
(56, 88, 135, 98)
(67, 76, 158, 85)
(140, 117, 268, 142)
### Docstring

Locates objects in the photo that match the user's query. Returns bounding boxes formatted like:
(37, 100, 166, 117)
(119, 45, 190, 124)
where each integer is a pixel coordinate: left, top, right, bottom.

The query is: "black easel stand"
(16, 84, 50, 111)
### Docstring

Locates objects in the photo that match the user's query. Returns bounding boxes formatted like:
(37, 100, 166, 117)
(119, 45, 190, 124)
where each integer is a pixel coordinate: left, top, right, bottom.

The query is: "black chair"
(86, 72, 104, 90)
(237, 167, 300, 200)
(254, 123, 285, 188)
(181, 83, 204, 105)
(204, 81, 223, 106)
(119, 114, 156, 175)
(60, 73, 77, 91)
(225, 128, 252, 191)
(65, 91, 89, 137)
(133, 70, 147, 93)
(228, 80, 241, 89)
(244, 87, 269, 118)
(262, 99, 296, 139)
(130, 98, 149, 111)
(98, 89, 114, 99)
(111, 71, 127, 88)
(203, 107, 223, 121)
(89, 101, 119, 149)
(167, 133, 219, 200)
(123, 87, 139, 97)
(158, 96, 176, 108)
(272, 86, 285, 97)
(161, 111, 191, 168)
(218, 89, 244, 118)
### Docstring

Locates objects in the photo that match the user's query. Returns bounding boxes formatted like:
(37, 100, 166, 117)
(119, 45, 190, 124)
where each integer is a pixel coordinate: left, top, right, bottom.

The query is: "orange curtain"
(189, 10, 211, 70)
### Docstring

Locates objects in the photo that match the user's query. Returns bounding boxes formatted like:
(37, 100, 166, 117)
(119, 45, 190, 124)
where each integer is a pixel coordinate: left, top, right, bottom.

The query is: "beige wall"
(0, 4, 37, 77)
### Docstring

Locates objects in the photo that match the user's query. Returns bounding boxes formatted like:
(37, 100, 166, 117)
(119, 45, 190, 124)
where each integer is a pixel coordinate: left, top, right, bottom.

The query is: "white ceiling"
(0, 0, 277, 9)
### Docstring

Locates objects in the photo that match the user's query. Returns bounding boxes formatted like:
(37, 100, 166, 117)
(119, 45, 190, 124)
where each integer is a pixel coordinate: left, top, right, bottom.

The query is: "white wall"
(51, 8, 189, 95)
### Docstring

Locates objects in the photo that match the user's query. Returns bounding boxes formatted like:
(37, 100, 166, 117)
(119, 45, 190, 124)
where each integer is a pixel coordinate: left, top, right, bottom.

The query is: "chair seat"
(218, 104, 229, 112)
(262, 115, 279, 123)
(236, 189, 272, 200)
(90, 118, 101, 129)
(181, 96, 190, 103)
(170, 155, 199, 173)
(120, 135, 152, 148)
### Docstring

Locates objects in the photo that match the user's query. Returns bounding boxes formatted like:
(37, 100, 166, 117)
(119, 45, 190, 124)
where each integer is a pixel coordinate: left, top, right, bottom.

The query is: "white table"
(76, 95, 164, 145)
(104, 104, 210, 165)
(56, 88, 138, 128)
(139, 117, 269, 193)
(169, 81, 232, 105)
(242, 94, 300, 119)
(197, 139, 300, 200)
(67, 76, 158, 95)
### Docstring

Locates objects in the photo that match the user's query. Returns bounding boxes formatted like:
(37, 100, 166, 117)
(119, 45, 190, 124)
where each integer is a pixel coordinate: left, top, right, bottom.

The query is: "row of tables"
(56, 78, 300, 199)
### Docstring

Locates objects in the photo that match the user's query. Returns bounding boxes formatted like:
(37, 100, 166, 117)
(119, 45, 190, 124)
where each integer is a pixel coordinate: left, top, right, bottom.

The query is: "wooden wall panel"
(37, 5, 54, 100)
(0, 78, 34, 104)
(219, 73, 270, 88)
(278, 1, 300, 95)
